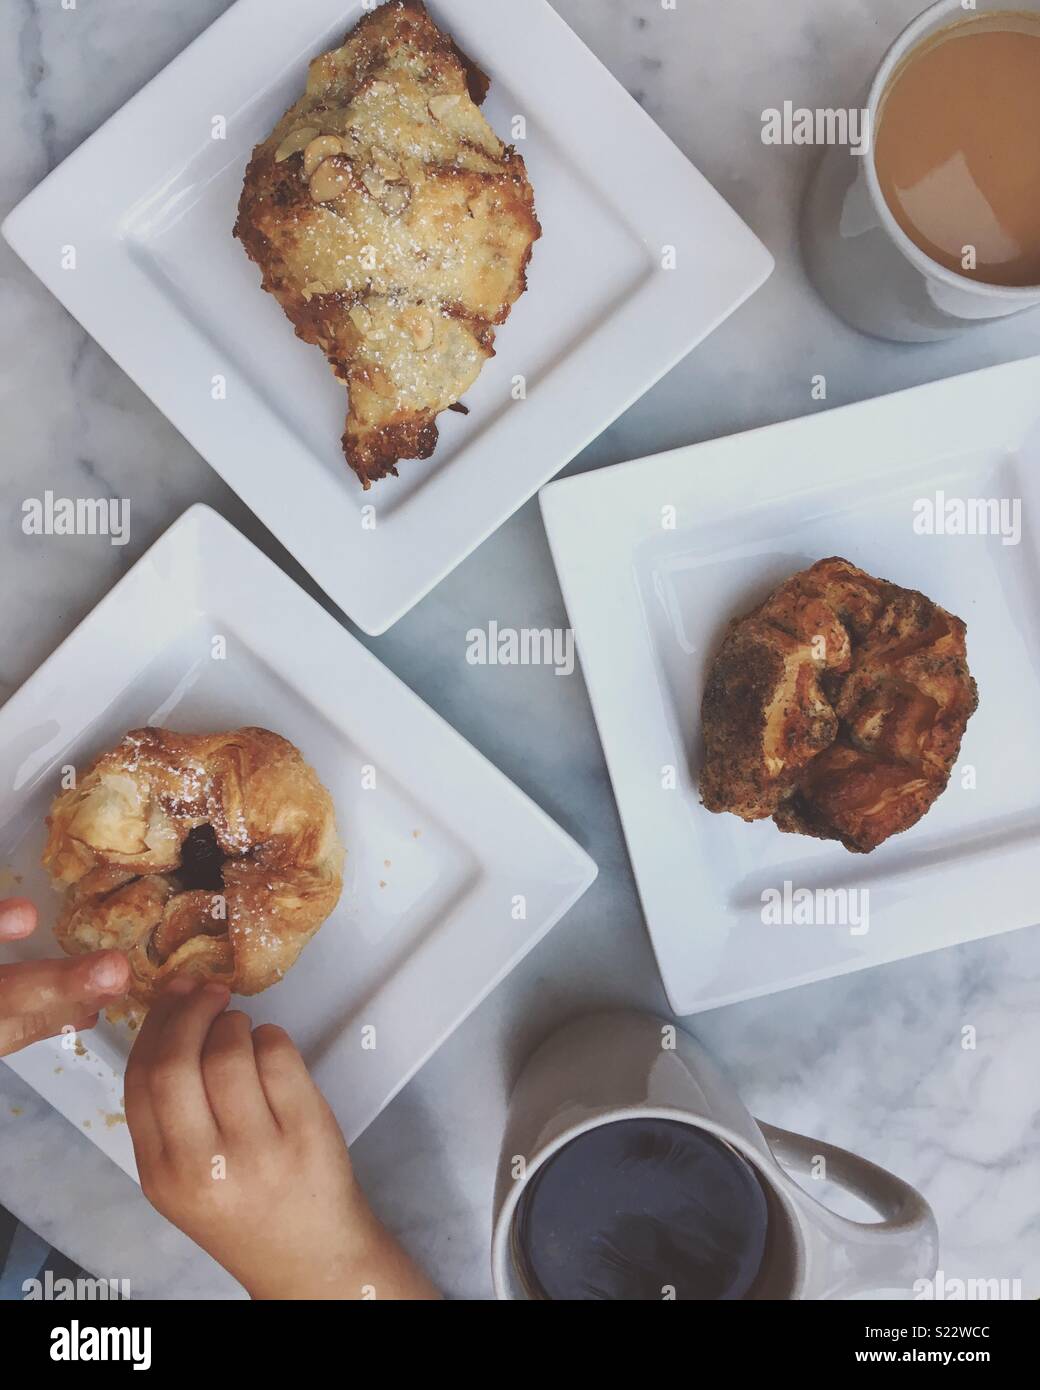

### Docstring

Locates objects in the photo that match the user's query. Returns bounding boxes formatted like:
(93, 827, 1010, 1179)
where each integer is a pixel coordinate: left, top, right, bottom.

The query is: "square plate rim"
(540, 354, 1040, 1015)
(0, 501, 598, 1169)
(1, 0, 773, 636)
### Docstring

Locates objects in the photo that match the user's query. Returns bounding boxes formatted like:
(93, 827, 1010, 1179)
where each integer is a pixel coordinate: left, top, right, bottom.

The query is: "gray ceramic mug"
(492, 1012, 938, 1300)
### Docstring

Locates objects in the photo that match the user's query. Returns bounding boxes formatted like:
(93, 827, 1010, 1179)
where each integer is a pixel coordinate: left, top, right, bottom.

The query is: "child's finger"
(200, 1010, 278, 1142)
(0, 1008, 98, 1059)
(124, 1019, 166, 1164)
(0, 951, 129, 1017)
(0, 898, 38, 940)
(141, 983, 230, 1155)
(124, 1063, 163, 1168)
(127, 977, 199, 1075)
(252, 1023, 321, 1131)
(126, 980, 200, 1160)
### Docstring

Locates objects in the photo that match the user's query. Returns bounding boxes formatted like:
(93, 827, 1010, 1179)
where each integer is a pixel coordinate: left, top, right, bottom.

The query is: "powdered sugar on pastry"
(42, 727, 345, 1004)
(234, 0, 541, 487)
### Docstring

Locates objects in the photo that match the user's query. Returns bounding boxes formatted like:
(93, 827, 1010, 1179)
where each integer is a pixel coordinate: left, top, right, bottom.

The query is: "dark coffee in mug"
(513, 1118, 770, 1300)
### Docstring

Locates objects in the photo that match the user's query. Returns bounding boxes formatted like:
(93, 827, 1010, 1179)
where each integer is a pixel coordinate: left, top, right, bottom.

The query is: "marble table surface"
(2, 0, 1038, 1301)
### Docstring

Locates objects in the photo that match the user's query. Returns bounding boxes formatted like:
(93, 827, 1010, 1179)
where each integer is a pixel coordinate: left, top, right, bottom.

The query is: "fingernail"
(0, 899, 36, 940)
(88, 954, 127, 992)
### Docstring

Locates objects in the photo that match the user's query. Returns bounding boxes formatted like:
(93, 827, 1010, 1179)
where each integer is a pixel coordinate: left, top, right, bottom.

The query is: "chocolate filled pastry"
(234, 0, 541, 488)
(700, 558, 979, 853)
(42, 728, 344, 1005)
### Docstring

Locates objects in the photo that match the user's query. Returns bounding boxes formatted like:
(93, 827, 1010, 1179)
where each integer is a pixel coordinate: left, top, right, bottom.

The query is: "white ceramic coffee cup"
(491, 1012, 938, 1300)
(802, 0, 1040, 341)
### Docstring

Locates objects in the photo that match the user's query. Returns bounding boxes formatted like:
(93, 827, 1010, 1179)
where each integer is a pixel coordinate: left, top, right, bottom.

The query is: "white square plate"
(1, 0, 772, 635)
(0, 505, 596, 1179)
(541, 357, 1040, 1016)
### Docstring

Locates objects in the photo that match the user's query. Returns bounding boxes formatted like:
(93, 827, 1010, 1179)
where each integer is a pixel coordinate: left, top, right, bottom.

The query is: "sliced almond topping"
(372, 147, 402, 180)
(309, 156, 354, 204)
(402, 307, 435, 351)
(348, 303, 387, 342)
(360, 167, 386, 199)
(367, 80, 394, 97)
(428, 93, 462, 120)
(302, 280, 329, 301)
(274, 126, 320, 162)
(303, 135, 345, 180)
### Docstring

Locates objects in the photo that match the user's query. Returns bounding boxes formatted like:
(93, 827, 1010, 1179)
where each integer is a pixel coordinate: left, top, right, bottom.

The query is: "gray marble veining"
(0, 0, 1037, 1300)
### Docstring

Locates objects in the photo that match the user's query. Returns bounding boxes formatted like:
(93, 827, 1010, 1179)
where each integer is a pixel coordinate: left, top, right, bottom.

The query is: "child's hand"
(124, 978, 439, 1300)
(0, 897, 129, 1057)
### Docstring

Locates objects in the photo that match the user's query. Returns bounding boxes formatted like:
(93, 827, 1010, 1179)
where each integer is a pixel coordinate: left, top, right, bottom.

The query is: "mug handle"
(756, 1121, 939, 1299)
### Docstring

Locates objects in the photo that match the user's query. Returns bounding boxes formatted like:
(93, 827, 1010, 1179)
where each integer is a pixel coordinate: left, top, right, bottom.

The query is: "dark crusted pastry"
(235, 0, 541, 488)
(700, 558, 978, 853)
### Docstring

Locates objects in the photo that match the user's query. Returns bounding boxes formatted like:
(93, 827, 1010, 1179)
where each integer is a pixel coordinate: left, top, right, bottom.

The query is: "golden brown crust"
(234, 0, 541, 488)
(42, 728, 345, 1004)
(700, 558, 979, 853)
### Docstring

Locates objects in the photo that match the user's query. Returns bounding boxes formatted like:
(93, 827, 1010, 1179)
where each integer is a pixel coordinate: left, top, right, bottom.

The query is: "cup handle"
(756, 1120, 939, 1299)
